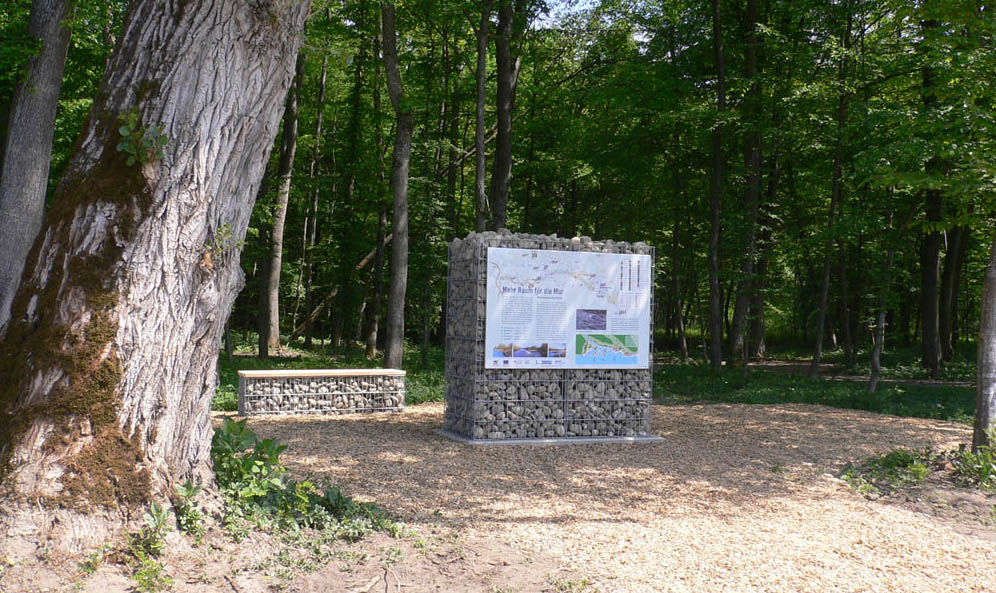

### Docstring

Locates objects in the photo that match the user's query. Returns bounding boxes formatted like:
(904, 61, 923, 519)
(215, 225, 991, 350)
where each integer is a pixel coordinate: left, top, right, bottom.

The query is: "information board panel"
(485, 247, 652, 369)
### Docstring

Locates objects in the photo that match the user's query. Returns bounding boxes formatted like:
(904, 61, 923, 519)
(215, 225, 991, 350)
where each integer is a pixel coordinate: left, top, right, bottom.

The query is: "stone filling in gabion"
(239, 374, 405, 415)
(444, 230, 653, 440)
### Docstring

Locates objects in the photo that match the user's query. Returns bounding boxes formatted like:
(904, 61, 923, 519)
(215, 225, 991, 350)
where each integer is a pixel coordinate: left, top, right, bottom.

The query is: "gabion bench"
(237, 369, 405, 416)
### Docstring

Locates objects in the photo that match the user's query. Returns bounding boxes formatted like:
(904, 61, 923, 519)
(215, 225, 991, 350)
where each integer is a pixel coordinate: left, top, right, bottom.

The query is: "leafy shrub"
(211, 417, 395, 539)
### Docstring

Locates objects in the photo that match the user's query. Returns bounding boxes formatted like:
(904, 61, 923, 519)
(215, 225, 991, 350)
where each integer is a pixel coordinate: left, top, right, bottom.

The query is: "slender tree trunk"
(382, 1, 413, 369)
(303, 52, 330, 349)
(839, 239, 855, 367)
(255, 173, 273, 358)
(289, 234, 392, 343)
(869, 207, 896, 393)
(474, 0, 492, 232)
(729, 0, 761, 363)
(920, 16, 943, 378)
(365, 202, 388, 358)
(951, 227, 970, 349)
(490, 0, 520, 230)
(750, 153, 778, 359)
(974, 232, 996, 450)
(708, 0, 726, 371)
(365, 44, 389, 359)
(672, 218, 687, 359)
(921, 196, 943, 377)
(940, 225, 967, 360)
(0, 0, 73, 329)
(0, 0, 309, 548)
(291, 222, 305, 330)
(263, 53, 305, 354)
(810, 6, 852, 377)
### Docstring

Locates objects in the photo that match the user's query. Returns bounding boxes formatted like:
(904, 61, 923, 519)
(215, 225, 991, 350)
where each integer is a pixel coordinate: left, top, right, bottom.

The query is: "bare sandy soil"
(3, 401, 995, 593)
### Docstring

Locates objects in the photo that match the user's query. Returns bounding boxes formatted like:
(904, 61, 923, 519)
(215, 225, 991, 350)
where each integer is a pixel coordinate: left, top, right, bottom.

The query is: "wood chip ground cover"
(4, 402, 996, 592)
(252, 402, 995, 593)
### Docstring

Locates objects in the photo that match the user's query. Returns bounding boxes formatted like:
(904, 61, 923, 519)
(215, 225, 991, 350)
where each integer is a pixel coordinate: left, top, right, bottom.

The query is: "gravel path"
(250, 402, 996, 593)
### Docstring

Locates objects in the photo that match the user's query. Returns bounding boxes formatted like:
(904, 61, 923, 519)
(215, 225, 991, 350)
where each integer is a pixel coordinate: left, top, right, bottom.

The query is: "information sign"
(484, 247, 652, 369)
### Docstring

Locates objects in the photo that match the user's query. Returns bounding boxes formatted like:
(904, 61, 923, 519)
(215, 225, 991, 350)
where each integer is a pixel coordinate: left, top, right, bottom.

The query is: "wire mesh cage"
(239, 369, 405, 416)
(444, 231, 655, 442)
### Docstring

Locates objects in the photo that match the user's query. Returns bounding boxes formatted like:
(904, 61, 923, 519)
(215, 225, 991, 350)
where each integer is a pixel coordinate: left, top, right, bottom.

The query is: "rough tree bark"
(708, 0, 726, 371)
(474, 0, 492, 232)
(382, 1, 414, 369)
(0, 0, 73, 329)
(0, 0, 309, 550)
(263, 53, 306, 355)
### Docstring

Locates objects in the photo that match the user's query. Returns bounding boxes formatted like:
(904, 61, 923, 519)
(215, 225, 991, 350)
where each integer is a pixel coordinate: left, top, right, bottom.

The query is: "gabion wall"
(238, 370, 405, 416)
(444, 231, 654, 441)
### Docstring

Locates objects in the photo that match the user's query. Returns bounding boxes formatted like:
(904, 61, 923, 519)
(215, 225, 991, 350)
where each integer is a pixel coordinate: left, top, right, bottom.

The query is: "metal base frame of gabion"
(238, 370, 405, 416)
(443, 230, 656, 443)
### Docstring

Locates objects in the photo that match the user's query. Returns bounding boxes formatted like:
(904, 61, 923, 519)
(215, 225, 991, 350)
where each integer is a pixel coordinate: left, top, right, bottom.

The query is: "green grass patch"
(757, 342, 977, 383)
(655, 362, 974, 424)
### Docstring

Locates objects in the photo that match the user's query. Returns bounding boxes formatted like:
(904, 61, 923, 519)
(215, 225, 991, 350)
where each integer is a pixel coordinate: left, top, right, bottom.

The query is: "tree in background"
(382, 0, 414, 369)
(0, 0, 72, 328)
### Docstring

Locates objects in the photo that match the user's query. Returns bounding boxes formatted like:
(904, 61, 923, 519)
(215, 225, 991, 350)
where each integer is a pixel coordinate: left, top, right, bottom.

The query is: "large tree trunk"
(263, 53, 306, 354)
(974, 232, 996, 451)
(707, 0, 726, 371)
(0, 0, 309, 550)
(382, 1, 413, 369)
(729, 0, 761, 364)
(474, 0, 492, 232)
(0, 0, 73, 329)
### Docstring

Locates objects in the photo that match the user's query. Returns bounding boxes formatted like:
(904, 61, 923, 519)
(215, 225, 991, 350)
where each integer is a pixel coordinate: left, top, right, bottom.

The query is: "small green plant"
(205, 224, 244, 254)
(128, 502, 172, 559)
(951, 429, 996, 491)
(78, 544, 111, 576)
(124, 503, 174, 592)
(116, 109, 167, 166)
(174, 480, 205, 543)
(131, 554, 173, 593)
(841, 448, 936, 496)
(544, 577, 598, 593)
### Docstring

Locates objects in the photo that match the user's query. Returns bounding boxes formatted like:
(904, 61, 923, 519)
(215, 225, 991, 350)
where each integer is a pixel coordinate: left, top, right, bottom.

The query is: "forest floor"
(10, 401, 996, 593)
(748, 359, 975, 388)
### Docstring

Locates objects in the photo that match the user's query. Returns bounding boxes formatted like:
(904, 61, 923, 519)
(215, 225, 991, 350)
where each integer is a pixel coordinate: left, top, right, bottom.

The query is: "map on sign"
(484, 247, 651, 369)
